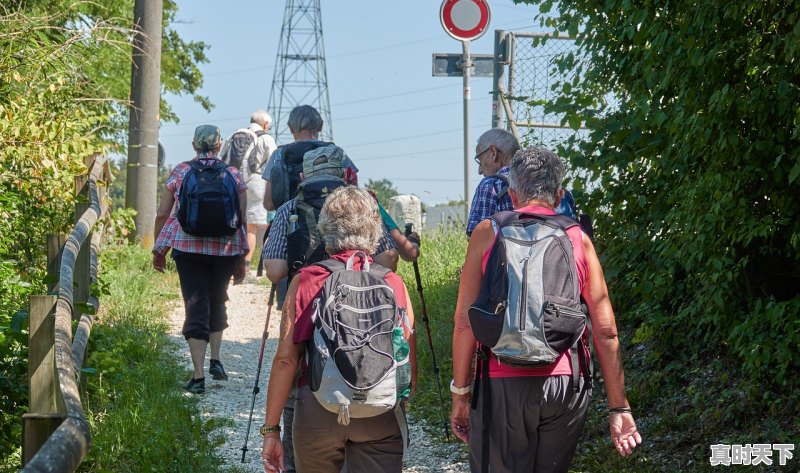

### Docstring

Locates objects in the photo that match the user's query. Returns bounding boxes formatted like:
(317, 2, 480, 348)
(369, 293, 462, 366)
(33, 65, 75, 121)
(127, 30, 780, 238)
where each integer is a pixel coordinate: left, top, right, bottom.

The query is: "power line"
(337, 96, 490, 122)
(346, 122, 489, 149)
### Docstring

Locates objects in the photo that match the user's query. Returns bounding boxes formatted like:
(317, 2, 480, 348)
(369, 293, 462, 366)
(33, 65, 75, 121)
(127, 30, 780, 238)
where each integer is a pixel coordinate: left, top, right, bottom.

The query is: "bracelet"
(450, 379, 471, 396)
(609, 407, 632, 414)
(260, 423, 281, 436)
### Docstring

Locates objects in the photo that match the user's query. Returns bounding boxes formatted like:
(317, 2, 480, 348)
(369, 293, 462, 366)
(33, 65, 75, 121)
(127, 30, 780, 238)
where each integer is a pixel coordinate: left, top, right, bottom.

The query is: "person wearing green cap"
(153, 124, 249, 395)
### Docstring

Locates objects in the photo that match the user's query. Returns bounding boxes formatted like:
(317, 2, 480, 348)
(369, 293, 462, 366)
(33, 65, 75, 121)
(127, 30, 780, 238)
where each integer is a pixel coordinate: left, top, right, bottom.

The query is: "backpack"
(221, 128, 266, 180)
(286, 174, 347, 278)
(468, 211, 586, 367)
(306, 252, 412, 425)
(269, 140, 332, 208)
(177, 160, 242, 237)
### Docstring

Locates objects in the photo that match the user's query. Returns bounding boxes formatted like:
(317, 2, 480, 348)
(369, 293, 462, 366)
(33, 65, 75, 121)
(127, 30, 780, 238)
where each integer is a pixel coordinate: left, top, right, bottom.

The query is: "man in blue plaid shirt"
(466, 128, 521, 236)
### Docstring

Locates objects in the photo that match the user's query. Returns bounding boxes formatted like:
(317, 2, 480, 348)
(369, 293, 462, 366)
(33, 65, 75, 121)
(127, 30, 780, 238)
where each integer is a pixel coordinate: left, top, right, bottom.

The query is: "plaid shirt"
(466, 166, 513, 236)
(262, 198, 396, 261)
(153, 153, 249, 256)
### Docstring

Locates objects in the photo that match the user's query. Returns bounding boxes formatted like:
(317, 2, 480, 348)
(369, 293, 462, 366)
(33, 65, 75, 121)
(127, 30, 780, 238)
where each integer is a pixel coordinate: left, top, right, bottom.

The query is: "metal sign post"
(462, 40, 471, 221)
(439, 0, 491, 220)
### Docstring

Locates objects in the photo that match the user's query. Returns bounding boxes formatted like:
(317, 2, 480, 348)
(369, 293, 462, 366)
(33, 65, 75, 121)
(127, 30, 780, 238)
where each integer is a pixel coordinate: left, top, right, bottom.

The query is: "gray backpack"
(468, 211, 587, 368)
(306, 252, 411, 425)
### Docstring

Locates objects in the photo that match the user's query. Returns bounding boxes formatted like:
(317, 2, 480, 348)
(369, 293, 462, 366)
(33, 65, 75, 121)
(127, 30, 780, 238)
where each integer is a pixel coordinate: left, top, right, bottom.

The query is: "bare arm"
(262, 276, 303, 471)
(265, 258, 289, 283)
(450, 219, 493, 442)
(154, 186, 174, 240)
(390, 228, 420, 262)
(374, 249, 399, 272)
(580, 233, 642, 456)
(263, 180, 276, 211)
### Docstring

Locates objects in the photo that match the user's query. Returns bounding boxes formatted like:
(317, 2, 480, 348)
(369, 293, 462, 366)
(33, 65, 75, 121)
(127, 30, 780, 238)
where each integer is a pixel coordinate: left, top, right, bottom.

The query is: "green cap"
(303, 145, 345, 177)
(193, 124, 222, 152)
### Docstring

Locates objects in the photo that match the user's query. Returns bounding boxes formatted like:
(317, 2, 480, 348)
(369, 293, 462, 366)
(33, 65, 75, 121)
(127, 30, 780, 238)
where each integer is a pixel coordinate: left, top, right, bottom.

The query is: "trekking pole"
(241, 284, 277, 462)
(404, 223, 450, 440)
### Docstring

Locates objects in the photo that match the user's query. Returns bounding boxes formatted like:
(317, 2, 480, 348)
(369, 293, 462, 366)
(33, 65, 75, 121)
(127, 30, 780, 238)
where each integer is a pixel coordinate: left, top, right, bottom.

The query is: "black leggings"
(172, 250, 238, 341)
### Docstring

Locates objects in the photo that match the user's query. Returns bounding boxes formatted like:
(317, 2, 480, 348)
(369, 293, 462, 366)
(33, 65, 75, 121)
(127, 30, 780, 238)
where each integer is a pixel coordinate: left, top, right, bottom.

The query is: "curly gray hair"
(508, 146, 566, 207)
(318, 187, 382, 255)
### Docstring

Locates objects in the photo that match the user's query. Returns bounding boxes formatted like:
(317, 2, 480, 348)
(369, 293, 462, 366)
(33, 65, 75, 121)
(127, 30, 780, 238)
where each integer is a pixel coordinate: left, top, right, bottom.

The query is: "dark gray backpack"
(306, 252, 411, 425)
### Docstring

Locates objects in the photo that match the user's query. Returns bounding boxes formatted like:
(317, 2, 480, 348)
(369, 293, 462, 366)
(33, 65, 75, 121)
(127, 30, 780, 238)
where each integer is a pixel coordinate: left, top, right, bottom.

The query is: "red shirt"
(292, 250, 413, 386)
(483, 205, 588, 378)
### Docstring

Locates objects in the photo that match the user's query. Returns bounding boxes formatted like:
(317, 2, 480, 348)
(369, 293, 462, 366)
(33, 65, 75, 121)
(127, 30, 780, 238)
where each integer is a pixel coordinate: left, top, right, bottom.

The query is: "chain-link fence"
(494, 32, 588, 151)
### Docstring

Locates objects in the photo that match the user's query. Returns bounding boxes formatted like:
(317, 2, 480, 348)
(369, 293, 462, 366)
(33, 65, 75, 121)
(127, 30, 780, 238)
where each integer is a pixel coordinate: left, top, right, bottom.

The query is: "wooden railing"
(21, 155, 112, 472)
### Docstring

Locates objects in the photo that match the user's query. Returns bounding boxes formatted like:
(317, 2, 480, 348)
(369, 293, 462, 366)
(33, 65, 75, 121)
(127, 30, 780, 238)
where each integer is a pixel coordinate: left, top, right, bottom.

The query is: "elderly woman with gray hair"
(450, 147, 641, 472)
(261, 186, 417, 473)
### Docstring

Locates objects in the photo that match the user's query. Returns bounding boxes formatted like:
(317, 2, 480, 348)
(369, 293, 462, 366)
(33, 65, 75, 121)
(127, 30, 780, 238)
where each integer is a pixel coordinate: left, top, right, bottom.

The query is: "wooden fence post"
(22, 295, 65, 466)
(47, 235, 66, 295)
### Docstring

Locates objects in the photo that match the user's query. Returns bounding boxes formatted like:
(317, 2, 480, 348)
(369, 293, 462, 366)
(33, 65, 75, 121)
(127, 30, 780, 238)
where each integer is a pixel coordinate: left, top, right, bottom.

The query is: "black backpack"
(177, 160, 242, 237)
(221, 128, 266, 178)
(286, 174, 347, 278)
(270, 140, 332, 209)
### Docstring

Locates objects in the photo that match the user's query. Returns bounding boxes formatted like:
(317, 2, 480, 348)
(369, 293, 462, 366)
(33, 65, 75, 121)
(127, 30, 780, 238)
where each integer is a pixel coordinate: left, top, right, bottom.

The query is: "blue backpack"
(177, 160, 242, 237)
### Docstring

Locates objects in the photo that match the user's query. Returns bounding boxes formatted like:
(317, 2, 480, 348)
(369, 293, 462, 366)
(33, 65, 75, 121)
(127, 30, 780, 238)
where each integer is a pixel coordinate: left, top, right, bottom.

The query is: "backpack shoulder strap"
(488, 174, 510, 203)
(490, 210, 520, 228)
(313, 258, 346, 274)
(368, 262, 392, 279)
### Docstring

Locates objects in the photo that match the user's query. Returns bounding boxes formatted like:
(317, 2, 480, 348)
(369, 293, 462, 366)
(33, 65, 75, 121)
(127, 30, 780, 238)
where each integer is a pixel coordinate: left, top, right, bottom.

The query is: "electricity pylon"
(268, 0, 333, 145)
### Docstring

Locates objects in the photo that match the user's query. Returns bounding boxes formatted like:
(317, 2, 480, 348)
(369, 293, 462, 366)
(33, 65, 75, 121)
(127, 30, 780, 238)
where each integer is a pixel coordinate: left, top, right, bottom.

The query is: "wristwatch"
(260, 424, 281, 436)
(450, 379, 471, 396)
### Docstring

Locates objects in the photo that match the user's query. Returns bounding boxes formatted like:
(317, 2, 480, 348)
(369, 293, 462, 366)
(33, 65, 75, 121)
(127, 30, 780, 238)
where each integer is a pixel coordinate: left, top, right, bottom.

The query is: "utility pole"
(268, 0, 333, 145)
(125, 0, 163, 248)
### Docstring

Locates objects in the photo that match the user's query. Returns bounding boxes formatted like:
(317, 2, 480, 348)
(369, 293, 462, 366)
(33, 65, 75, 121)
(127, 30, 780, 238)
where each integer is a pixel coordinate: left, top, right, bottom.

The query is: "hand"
(261, 435, 284, 472)
(233, 256, 247, 285)
(406, 231, 421, 247)
(450, 394, 471, 443)
(152, 252, 166, 273)
(610, 412, 642, 456)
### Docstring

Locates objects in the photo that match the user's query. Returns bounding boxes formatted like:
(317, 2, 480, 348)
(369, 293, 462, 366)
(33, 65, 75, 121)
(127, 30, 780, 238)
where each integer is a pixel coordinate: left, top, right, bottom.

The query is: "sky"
(159, 0, 546, 206)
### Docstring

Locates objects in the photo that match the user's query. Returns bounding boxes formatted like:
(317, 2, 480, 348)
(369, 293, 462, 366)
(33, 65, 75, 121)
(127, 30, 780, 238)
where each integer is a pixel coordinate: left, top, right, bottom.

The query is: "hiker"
(152, 125, 248, 395)
(261, 104, 356, 309)
(466, 128, 521, 237)
(261, 145, 401, 472)
(220, 109, 278, 275)
(261, 186, 417, 473)
(450, 146, 641, 472)
(467, 128, 591, 239)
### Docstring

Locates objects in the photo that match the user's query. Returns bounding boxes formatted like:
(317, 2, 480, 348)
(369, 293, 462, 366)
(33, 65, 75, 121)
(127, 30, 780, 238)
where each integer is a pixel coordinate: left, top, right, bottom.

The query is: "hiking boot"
(184, 377, 205, 394)
(209, 359, 228, 381)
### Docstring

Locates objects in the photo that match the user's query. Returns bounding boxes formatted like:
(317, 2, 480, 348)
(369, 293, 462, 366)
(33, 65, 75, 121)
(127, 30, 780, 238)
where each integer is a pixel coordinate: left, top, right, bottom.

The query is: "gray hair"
(508, 146, 566, 207)
(318, 187, 382, 255)
(250, 109, 272, 127)
(477, 128, 520, 165)
(287, 105, 323, 134)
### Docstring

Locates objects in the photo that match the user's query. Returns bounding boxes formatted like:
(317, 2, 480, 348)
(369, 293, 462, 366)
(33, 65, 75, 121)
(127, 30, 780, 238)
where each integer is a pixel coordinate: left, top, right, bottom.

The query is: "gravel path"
(167, 278, 469, 472)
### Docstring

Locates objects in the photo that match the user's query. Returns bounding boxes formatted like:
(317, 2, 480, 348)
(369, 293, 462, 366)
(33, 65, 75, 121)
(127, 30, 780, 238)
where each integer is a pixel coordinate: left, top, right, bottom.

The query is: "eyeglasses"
(473, 147, 490, 165)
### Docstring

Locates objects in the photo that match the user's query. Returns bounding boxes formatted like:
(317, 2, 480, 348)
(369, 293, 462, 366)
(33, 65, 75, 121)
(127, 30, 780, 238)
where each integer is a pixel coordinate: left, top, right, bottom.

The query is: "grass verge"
(76, 244, 232, 472)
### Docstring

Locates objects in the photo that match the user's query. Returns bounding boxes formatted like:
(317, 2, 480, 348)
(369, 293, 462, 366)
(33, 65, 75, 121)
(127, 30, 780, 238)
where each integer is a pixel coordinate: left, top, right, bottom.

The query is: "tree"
(365, 178, 399, 210)
(518, 0, 800, 384)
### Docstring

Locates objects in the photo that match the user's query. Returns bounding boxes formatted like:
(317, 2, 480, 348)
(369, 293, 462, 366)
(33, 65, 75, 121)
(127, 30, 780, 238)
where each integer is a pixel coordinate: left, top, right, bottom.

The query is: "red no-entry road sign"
(440, 0, 491, 42)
